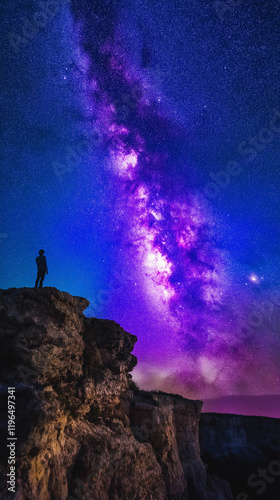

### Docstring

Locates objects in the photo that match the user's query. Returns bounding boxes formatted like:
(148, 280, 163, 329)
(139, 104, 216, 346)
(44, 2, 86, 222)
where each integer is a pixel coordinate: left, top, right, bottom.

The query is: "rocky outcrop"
(130, 392, 232, 500)
(200, 413, 280, 500)
(0, 287, 233, 499)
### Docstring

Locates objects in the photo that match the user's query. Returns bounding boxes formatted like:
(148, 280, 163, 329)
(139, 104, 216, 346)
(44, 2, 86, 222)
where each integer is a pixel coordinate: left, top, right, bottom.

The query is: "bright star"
(248, 273, 260, 284)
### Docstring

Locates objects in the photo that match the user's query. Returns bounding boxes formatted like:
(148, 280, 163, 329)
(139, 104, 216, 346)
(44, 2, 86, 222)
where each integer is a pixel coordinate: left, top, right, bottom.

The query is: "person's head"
(39, 249, 45, 256)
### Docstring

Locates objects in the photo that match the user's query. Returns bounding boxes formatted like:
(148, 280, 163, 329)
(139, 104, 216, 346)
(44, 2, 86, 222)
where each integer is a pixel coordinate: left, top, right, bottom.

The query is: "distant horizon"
(202, 394, 280, 419)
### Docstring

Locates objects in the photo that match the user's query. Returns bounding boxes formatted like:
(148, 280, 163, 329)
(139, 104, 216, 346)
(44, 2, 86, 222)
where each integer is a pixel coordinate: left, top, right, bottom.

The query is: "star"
(248, 273, 262, 284)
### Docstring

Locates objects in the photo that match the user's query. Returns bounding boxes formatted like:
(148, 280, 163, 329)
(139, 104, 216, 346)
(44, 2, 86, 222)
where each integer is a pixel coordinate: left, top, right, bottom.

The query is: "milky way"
(70, 0, 280, 401)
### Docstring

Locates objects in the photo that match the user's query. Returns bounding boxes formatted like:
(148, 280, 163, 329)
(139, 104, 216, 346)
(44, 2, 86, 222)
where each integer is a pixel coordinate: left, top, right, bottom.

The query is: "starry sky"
(1, 0, 280, 417)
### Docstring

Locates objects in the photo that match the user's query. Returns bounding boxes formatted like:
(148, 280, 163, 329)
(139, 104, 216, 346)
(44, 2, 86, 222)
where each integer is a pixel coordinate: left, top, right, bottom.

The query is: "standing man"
(35, 250, 48, 288)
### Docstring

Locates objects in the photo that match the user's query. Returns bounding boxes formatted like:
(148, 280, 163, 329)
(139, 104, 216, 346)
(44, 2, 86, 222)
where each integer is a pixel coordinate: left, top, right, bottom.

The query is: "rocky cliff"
(1, 287, 279, 500)
(0, 287, 233, 500)
(0, 288, 232, 500)
(200, 413, 280, 500)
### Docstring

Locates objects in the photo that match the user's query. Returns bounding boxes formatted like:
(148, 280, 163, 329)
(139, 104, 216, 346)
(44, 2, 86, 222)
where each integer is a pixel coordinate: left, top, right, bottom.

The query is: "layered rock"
(130, 391, 232, 500)
(0, 287, 233, 499)
(200, 413, 280, 500)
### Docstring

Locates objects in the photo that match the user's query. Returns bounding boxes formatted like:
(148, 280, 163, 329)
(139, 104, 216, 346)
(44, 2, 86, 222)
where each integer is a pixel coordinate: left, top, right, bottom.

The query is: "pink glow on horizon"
(203, 395, 280, 419)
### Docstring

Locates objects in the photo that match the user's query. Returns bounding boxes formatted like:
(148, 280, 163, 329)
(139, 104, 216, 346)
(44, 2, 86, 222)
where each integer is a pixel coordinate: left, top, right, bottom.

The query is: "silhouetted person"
(35, 250, 48, 288)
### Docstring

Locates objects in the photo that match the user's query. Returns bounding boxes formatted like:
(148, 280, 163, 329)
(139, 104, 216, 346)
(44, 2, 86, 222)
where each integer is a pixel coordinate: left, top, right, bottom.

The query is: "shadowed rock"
(200, 413, 280, 500)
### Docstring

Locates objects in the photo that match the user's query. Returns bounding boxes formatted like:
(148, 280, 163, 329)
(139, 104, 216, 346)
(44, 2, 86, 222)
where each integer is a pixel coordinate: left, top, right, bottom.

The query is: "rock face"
(200, 413, 280, 500)
(0, 287, 234, 499)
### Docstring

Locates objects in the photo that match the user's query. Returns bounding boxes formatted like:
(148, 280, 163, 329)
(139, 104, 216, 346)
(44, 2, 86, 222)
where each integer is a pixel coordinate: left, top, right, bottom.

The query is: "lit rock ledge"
(0, 287, 234, 499)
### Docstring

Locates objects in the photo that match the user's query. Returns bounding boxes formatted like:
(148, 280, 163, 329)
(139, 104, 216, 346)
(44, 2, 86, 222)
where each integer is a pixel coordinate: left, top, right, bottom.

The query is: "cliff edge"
(0, 287, 233, 499)
(200, 413, 280, 500)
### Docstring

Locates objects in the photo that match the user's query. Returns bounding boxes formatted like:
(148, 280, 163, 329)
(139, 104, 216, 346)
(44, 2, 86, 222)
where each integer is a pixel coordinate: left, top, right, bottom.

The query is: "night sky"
(1, 0, 280, 417)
